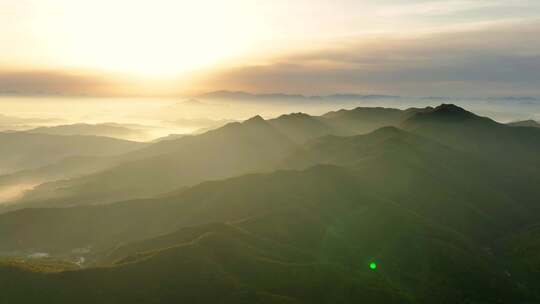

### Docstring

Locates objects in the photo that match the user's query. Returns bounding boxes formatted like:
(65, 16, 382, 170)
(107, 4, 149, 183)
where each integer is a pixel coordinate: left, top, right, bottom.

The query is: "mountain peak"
(433, 103, 469, 114)
(277, 112, 312, 120)
(369, 126, 404, 137)
(408, 104, 477, 122)
(402, 104, 499, 129)
(508, 120, 540, 128)
(244, 115, 266, 124)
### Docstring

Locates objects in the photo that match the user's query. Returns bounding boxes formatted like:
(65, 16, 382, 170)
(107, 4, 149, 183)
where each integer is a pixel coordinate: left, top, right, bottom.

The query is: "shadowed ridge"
(200, 114, 268, 133)
(26, 123, 148, 141)
(400, 103, 540, 173)
(322, 106, 404, 119)
(403, 106, 434, 116)
(243, 115, 266, 124)
(281, 125, 455, 171)
(0, 132, 146, 176)
(365, 125, 404, 137)
(306, 126, 412, 146)
(319, 106, 420, 135)
(403, 103, 497, 126)
(508, 119, 540, 128)
(267, 112, 335, 143)
(10, 112, 296, 208)
(275, 112, 312, 120)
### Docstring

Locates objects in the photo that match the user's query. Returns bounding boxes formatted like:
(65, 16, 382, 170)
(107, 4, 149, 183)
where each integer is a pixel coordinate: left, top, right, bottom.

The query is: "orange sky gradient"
(1, 0, 540, 97)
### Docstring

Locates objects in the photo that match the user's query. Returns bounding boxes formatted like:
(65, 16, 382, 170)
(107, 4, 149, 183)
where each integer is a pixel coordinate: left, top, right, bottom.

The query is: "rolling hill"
(27, 123, 151, 141)
(1, 116, 539, 302)
(1, 104, 540, 302)
(8, 116, 297, 207)
(0, 132, 146, 175)
(7, 106, 429, 209)
(402, 104, 540, 165)
(508, 119, 540, 128)
(0, 162, 530, 303)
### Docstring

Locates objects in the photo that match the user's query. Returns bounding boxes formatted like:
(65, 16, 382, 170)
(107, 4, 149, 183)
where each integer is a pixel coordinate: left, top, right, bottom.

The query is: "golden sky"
(1, 0, 540, 96)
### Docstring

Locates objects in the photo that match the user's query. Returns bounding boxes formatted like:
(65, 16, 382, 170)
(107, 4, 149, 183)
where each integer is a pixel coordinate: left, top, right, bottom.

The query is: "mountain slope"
(0, 155, 121, 207)
(401, 104, 540, 210)
(0, 164, 525, 303)
(9, 107, 432, 208)
(283, 127, 539, 240)
(27, 123, 149, 141)
(2, 126, 536, 254)
(508, 119, 540, 128)
(402, 104, 540, 164)
(0, 223, 409, 304)
(1, 120, 539, 302)
(11, 117, 297, 207)
(0, 132, 146, 175)
(321, 106, 428, 135)
(268, 113, 336, 143)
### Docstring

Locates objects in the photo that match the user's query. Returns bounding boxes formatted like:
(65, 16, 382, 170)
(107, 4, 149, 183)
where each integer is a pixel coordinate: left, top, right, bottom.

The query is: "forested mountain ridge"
(2, 104, 540, 303)
(3, 106, 428, 209)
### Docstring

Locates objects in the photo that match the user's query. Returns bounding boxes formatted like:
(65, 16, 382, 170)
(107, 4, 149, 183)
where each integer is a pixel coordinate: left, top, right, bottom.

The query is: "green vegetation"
(0, 132, 145, 175)
(6, 106, 429, 208)
(27, 123, 150, 141)
(1, 104, 540, 303)
(508, 120, 540, 128)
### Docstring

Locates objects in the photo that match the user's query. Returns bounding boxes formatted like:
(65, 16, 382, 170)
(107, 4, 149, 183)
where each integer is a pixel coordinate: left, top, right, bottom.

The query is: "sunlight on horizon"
(1, 0, 539, 96)
(1, 2, 540, 302)
(2, 0, 267, 76)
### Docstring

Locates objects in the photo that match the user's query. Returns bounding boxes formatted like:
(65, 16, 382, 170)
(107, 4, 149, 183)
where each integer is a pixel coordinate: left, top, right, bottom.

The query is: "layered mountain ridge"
(1, 104, 540, 303)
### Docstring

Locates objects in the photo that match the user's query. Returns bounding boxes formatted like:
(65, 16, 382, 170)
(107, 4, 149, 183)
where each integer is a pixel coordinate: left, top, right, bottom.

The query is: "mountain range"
(508, 119, 540, 128)
(0, 132, 145, 176)
(1, 104, 540, 303)
(2, 106, 430, 209)
(199, 90, 402, 103)
(26, 123, 152, 141)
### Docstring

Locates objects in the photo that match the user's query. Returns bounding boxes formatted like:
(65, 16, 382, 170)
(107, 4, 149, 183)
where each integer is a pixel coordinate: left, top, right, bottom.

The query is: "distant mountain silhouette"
(0, 132, 145, 175)
(403, 104, 492, 124)
(12, 103, 540, 209)
(0, 131, 535, 302)
(198, 90, 401, 103)
(267, 113, 335, 143)
(508, 119, 540, 128)
(402, 104, 540, 168)
(0, 114, 61, 125)
(322, 106, 428, 134)
(27, 123, 149, 141)
(1, 104, 540, 303)
(9, 106, 432, 207)
(11, 116, 296, 206)
(150, 133, 187, 143)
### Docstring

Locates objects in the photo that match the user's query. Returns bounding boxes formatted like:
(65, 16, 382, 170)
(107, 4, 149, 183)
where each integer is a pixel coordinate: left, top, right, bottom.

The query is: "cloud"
(200, 20, 540, 97)
(0, 70, 117, 96)
(375, 0, 536, 18)
(0, 114, 61, 126)
(2, 19, 539, 98)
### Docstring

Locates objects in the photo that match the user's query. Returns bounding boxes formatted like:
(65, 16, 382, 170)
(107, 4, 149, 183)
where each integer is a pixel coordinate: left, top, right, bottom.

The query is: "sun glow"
(8, 0, 265, 76)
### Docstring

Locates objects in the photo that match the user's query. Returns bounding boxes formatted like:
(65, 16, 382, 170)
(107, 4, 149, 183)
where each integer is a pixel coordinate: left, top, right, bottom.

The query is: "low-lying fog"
(2, 95, 539, 143)
(1, 93, 539, 207)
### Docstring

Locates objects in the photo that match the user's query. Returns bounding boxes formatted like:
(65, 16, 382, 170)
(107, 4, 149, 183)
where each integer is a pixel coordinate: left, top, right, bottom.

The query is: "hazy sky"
(1, 0, 540, 96)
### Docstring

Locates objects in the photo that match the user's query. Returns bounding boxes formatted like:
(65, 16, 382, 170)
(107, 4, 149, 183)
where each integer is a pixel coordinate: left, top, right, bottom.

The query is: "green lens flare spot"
(369, 262, 377, 270)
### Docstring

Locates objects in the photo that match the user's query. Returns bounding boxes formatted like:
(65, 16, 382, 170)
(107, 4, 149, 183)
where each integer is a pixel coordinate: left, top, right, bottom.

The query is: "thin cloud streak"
(1, 20, 539, 98)
(0, 70, 116, 96)
(200, 20, 540, 97)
